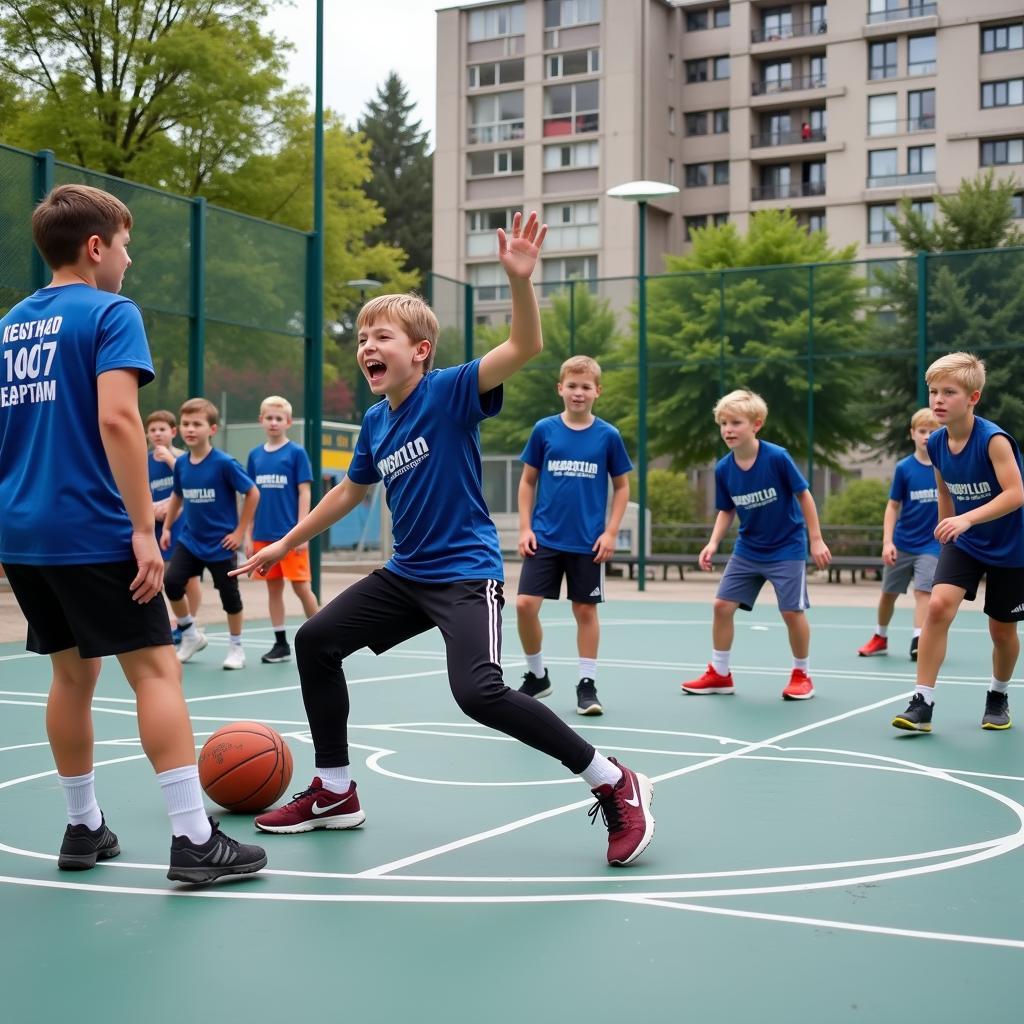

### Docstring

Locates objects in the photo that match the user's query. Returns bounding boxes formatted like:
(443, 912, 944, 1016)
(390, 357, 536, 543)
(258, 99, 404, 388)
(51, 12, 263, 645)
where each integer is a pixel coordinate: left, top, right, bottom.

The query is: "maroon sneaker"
(588, 758, 654, 866)
(254, 777, 366, 834)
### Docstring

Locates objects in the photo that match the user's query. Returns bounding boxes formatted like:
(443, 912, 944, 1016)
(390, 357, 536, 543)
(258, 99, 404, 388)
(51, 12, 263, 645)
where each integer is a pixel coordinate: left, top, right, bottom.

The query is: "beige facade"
(434, 0, 1024, 304)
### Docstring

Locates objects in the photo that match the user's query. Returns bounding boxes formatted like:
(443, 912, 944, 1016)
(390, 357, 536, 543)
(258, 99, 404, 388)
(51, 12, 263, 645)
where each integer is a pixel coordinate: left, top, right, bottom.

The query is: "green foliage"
(641, 468, 699, 524)
(821, 479, 889, 526)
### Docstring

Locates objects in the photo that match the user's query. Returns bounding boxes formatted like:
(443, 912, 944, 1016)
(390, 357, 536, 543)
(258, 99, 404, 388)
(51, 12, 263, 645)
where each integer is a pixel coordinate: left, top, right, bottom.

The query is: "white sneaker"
(222, 645, 246, 670)
(176, 630, 207, 663)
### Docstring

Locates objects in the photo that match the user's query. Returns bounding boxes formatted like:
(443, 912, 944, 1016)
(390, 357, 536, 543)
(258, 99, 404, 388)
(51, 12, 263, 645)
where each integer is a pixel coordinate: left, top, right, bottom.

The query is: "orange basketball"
(198, 722, 293, 813)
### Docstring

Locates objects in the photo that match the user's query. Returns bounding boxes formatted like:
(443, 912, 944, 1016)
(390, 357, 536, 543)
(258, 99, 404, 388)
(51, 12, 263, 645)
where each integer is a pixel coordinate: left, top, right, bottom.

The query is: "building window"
(686, 9, 708, 31)
(810, 4, 827, 32)
(803, 160, 826, 194)
(907, 144, 935, 175)
(468, 91, 525, 145)
(868, 0, 937, 24)
(908, 34, 936, 75)
(542, 255, 598, 288)
(868, 204, 898, 244)
(910, 199, 936, 224)
(869, 40, 898, 80)
(543, 80, 599, 136)
(684, 215, 708, 241)
(667, 157, 676, 185)
(981, 23, 1024, 53)
(908, 89, 935, 131)
(713, 6, 730, 28)
(542, 201, 599, 249)
(1013, 193, 1024, 219)
(468, 59, 525, 89)
(544, 0, 601, 29)
(981, 79, 1024, 109)
(685, 58, 709, 82)
(467, 209, 517, 257)
(668, 53, 675, 79)
(810, 55, 827, 86)
(868, 93, 898, 136)
(685, 111, 708, 136)
(686, 161, 729, 187)
(713, 212, 729, 226)
(468, 3, 524, 41)
(714, 108, 730, 133)
(760, 59, 793, 92)
(762, 7, 794, 41)
(543, 139, 599, 170)
(468, 148, 524, 177)
(868, 149, 898, 186)
(808, 211, 826, 233)
(470, 262, 512, 301)
(980, 138, 1024, 166)
(713, 55, 731, 79)
(546, 49, 600, 78)
(669, 107, 676, 133)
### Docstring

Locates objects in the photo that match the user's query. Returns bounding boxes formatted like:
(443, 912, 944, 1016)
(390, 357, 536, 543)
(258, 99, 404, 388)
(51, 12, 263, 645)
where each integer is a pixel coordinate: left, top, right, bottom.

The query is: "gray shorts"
(716, 554, 809, 612)
(881, 551, 938, 595)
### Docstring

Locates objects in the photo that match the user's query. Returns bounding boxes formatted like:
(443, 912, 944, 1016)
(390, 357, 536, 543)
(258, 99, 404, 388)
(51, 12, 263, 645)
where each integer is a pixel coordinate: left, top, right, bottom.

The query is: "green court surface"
(1, 599, 1021, 1023)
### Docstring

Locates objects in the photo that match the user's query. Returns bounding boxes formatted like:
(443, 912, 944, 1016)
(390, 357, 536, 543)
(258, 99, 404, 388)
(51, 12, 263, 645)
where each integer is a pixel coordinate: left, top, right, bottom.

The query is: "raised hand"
(497, 211, 547, 280)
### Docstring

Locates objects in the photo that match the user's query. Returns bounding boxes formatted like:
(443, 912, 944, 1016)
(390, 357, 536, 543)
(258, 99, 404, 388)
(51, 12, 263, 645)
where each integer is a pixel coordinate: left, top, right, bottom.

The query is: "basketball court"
(0, 593, 1021, 1022)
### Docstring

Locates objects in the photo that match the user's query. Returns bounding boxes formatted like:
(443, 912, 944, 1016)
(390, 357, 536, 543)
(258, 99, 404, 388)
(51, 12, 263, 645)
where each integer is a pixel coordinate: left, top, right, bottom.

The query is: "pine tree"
(358, 72, 433, 282)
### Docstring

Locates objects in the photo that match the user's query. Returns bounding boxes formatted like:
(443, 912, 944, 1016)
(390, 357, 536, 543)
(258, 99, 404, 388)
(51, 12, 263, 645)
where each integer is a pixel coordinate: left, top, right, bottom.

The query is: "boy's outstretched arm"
(797, 489, 832, 569)
(478, 210, 548, 395)
(594, 473, 630, 563)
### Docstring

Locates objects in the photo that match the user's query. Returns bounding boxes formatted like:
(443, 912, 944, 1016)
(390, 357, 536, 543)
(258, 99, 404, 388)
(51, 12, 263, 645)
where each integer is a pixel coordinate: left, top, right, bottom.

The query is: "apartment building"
(433, 0, 1024, 310)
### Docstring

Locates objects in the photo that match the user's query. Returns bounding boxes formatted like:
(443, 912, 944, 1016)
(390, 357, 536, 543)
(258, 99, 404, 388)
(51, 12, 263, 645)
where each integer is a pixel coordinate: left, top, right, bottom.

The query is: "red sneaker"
(681, 664, 735, 695)
(589, 759, 655, 866)
(857, 634, 888, 657)
(254, 777, 366, 834)
(782, 669, 815, 701)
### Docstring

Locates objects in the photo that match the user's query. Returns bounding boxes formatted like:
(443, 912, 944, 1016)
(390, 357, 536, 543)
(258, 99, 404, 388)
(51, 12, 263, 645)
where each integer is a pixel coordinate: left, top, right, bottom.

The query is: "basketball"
(198, 722, 293, 813)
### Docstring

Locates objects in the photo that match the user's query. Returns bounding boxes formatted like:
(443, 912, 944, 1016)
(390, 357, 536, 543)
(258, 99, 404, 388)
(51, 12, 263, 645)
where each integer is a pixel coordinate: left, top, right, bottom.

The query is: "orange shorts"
(253, 540, 311, 583)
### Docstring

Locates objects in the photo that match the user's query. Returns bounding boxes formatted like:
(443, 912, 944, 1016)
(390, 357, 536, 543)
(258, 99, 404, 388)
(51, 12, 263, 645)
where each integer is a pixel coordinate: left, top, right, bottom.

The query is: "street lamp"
(606, 180, 679, 592)
(346, 278, 382, 421)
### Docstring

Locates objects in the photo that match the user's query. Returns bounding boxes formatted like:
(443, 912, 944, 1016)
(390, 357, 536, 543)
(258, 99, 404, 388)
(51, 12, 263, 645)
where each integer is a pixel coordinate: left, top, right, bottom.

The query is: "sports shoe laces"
(281, 783, 320, 808)
(986, 691, 1008, 710)
(588, 788, 624, 833)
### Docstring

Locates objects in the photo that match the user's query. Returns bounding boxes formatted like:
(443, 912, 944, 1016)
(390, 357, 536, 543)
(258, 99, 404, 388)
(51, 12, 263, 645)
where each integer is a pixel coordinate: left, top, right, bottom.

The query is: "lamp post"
(346, 278, 382, 421)
(606, 180, 679, 591)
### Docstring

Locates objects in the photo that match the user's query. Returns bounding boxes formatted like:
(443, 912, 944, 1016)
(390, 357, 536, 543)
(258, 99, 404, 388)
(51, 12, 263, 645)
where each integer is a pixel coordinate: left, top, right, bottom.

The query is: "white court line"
(628, 896, 1024, 951)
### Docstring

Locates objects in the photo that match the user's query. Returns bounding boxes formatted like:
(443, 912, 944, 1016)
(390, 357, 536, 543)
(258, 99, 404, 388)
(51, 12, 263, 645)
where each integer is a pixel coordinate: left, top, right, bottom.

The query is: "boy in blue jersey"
(161, 397, 259, 670)
(858, 408, 939, 661)
(233, 212, 655, 866)
(682, 389, 832, 700)
(892, 352, 1024, 733)
(245, 395, 319, 664)
(516, 355, 632, 715)
(0, 184, 265, 882)
(146, 409, 201, 643)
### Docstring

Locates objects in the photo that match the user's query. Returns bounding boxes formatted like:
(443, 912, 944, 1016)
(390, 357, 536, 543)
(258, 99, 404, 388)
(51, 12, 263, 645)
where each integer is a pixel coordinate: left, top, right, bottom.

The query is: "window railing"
(542, 112, 599, 137)
(751, 127, 827, 147)
(751, 180, 827, 200)
(866, 3, 937, 25)
(867, 115, 936, 136)
(751, 19, 829, 44)
(866, 170, 935, 188)
(467, 120, 525, 145)
(868, 228, 899, 243)
(752, 74, 827, 96)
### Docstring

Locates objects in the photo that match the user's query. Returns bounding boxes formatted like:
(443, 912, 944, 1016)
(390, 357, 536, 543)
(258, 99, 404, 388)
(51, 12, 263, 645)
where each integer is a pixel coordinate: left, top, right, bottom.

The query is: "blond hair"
(925, 352, 986, 394)
(714, 388, 768, 425)
(145, 409, 176, 429)
(559, 355, 601, 383)
(260, 395, 293, 418)
(32, 184, 132, 270)
(179, 397, 219, 426)
(357, 293, 439, 373)
(910, 407, 938, 431)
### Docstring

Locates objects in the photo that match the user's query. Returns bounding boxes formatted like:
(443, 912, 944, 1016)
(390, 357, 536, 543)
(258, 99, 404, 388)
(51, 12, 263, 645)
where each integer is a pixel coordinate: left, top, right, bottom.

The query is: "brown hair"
(357, 293, 439, 373)
(179, 397, 219, 426)
(145, 409, 177, 429)
(31, 184, 132, 270)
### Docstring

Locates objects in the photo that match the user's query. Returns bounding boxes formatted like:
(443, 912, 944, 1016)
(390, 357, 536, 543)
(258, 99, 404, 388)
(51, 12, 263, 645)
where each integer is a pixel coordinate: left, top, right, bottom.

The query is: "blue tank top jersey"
(0, 284, 154, 565)
(247, 440, 313, 542)
(346, 360, 504, 583)
(715, 440, 809, 562)
(927, 416, 1024, 566)
(173, 448, 256, 563)
(149, 448, 185, 560)
(890, 455, 940, 556)
(520, 415, 633, 554)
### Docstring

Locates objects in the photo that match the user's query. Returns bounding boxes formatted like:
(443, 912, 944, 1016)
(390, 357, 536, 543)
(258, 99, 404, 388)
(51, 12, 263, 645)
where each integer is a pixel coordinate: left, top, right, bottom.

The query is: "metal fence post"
(31, 150, 55, 289)
(916, 250, 928, 407)
(569, 279, 576, 355)
(807, 264, 815, 494)
(188, 196, 206, 398)
(464, 280, 474, 363)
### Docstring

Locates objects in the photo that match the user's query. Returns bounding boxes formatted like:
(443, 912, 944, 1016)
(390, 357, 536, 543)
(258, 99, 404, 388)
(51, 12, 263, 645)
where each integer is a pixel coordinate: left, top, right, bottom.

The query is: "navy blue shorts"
(517, 545, 604, 603)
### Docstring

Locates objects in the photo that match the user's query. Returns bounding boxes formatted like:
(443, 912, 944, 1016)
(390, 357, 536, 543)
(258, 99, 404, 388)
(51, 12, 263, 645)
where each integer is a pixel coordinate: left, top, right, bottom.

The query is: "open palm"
(497, 211, 547, 279)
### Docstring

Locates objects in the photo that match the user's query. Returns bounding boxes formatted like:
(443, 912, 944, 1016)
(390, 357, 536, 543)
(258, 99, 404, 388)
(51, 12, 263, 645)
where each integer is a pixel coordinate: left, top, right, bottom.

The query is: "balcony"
(867, 116, 936, 137)
(751, 180, 827, 201)
(866, 3, 937, 25)
(467, 120, 525, 145)
(866, 171, 935, 188)
(752, 74, 827, 96)
(751, 19, 829, 44)
(542, 112, 599, 137)
(751, 127, 827, 148)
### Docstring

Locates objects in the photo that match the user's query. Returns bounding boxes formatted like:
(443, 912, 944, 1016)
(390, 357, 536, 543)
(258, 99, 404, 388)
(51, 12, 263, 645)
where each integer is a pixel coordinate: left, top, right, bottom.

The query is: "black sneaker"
(167, 817, 267, 884)
(982, 690, 1012, 730)
(261, 641, 292, 664)
(58, 815, 120, 870)
(518, 669, 552, 699)
(892, 693, 933, 732)
(576, 678, 604, 716)
(910, 636, 919, 662)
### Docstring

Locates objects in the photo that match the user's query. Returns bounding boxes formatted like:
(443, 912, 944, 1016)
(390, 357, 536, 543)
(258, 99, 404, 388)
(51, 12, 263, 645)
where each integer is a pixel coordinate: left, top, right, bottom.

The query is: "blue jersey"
(521, 415, 632, 554)
(346, 360, 503, 582)
(890, 455, 940, 556)
(0, 284, 154, 565)
(927, 416, 1024, 566)
(247, 440, 313, 542)
(715, 440, 809, 562)
(173, 448, 255, 563)
(149, 448, 185, 560)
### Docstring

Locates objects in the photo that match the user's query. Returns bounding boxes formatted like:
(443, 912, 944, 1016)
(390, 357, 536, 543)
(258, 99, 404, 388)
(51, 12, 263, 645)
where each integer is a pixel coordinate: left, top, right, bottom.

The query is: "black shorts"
(165, 545, 241, 614)
(517, 544, 605, 604)
(4, 561, 172, 658)
(933, 543, 1024, 623)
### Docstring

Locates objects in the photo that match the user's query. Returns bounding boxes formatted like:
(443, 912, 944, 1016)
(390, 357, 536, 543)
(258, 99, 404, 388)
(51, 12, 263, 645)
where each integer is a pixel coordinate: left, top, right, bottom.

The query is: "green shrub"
(822, 479, 889, 526)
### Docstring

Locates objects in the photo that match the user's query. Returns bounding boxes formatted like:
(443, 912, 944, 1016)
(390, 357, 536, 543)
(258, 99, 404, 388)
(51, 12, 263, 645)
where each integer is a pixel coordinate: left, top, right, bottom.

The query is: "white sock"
(271, 622, 286, 631)
(317, 766, 351, 793)
(178, 615, 197, 636)
(525, 651, 545, 677)
(229, 634, 243, 647)
(59, 771, 102, 830)
(991, 677, 1010, 694)
(579, 657, 597, 681)
(793, 657, 809, 672)
(711, 649, 730, 675)
(913, 628, 922, 639)
(876, 624, 888, 638)
(915, 685, 935, 706)
(580, 752, 623, 790)
(158, 765, 212, 843)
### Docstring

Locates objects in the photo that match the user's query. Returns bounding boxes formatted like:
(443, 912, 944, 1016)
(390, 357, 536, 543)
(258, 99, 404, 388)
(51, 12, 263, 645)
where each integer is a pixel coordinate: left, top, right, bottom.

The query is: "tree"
(821, 479, 888, 526)
(358, 72, 433, 282)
